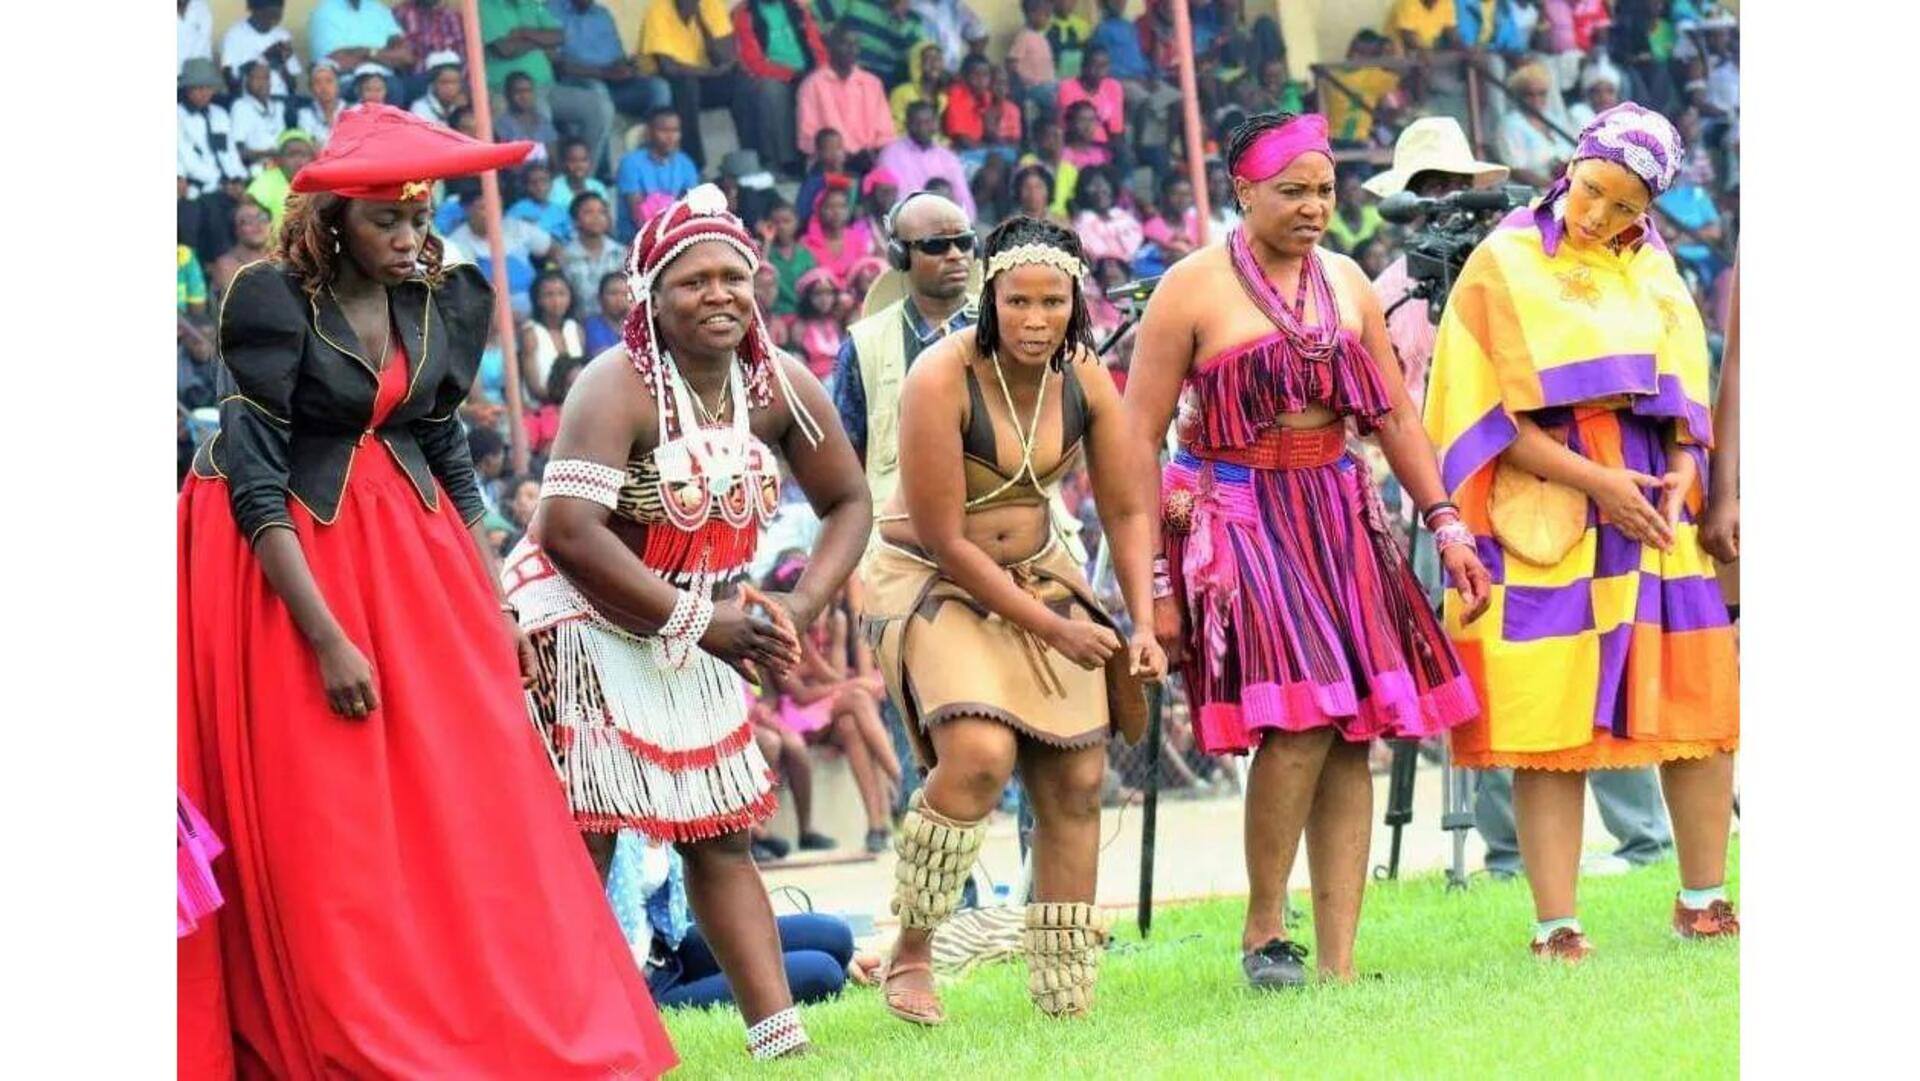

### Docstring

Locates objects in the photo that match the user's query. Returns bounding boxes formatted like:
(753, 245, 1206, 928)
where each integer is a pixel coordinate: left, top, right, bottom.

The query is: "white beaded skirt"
(502, 539, 777, 842)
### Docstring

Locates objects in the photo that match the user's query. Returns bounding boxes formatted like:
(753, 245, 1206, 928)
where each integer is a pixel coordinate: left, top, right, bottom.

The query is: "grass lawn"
(663, 844, 1738, 1079)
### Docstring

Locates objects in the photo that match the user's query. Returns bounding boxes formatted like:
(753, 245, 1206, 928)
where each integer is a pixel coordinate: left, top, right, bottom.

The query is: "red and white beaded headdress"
(622, 184, 822, 445)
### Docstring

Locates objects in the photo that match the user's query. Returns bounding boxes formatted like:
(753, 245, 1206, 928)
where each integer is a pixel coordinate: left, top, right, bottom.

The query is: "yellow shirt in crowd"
(1386, 0, 1458, 49)
(640, 0, 733, 73)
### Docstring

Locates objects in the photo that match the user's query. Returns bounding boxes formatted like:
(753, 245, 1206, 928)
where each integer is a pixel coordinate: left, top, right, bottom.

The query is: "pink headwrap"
(1229, 114, 1333, 183)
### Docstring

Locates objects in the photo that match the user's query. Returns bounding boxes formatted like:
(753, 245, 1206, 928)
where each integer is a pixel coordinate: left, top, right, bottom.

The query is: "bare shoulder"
(1318, 247, 1368, 288)
(1142, 243, 1227, 317)
(575, 346, 648, 399)
(900, 326, 975, 397)
(1319, 248, 1383, 317)
(1164, 242, 1231, 285)
(564, 346, 652, 427)
(1067, 344, 1120, 399)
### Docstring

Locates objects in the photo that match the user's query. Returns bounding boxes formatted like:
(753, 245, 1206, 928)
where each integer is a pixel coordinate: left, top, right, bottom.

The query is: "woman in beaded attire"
(861, 216, 1165, 1026)
(177, 105, 676, 1079)
(502, 183, 872, 1060)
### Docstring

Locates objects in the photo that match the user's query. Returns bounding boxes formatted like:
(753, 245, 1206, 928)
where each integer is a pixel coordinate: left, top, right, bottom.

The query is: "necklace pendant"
(675, 482, 704, 509)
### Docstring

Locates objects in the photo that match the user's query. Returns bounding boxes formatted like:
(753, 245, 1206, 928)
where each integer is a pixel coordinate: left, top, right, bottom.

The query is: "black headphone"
(884, 189, 979, 271)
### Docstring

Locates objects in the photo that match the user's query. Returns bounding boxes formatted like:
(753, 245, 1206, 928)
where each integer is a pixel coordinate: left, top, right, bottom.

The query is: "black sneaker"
(749, 840, 785, 863)
(864, 828, 891, 854)
(797, 830, 838, 852)
(1242, 938, 1310, 990)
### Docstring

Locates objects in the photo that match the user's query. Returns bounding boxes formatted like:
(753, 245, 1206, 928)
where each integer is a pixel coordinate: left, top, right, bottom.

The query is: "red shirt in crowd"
(732, 0, 829, 82)
(944, 82, 1022, 145)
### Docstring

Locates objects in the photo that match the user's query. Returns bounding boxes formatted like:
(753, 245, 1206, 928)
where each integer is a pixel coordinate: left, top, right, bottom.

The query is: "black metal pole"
(1137, 684, 1165, 938)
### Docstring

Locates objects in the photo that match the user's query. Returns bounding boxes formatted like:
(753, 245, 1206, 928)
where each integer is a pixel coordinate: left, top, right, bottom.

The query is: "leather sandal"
(881, 960, 945, 1026)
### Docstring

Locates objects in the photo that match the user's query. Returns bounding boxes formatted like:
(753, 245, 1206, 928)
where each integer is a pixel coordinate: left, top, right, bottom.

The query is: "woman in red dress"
(177, 105, 678, 1079)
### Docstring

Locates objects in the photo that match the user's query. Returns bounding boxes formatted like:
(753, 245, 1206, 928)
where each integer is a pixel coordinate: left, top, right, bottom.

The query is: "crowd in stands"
(178, 0, 1740, 840)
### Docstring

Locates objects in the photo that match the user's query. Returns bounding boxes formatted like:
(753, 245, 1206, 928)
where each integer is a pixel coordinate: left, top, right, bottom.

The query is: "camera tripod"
(1374, 736, 1478, 891)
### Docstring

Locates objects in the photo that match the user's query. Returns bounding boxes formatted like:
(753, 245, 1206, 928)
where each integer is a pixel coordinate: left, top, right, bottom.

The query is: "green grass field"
(664, 846, 1738, 1079)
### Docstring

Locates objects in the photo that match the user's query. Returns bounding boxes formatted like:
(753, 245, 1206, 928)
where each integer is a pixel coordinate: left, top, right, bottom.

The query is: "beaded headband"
(985, 242, 1087, 283)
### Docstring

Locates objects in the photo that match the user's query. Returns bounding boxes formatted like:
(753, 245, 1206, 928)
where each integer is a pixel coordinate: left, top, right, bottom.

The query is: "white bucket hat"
(1362, 117, 1510, 199)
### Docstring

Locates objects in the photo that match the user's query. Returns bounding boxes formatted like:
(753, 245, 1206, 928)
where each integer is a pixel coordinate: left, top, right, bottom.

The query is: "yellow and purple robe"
(1422, 204, 1738, 770)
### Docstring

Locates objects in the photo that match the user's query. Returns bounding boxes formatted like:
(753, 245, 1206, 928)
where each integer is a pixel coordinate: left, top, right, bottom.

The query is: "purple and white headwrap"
(1573, 102, 1684, 197)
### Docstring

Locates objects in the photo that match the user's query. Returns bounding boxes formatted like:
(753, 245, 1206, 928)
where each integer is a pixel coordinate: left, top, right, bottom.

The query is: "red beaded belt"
(1189, 424, 1347, 470)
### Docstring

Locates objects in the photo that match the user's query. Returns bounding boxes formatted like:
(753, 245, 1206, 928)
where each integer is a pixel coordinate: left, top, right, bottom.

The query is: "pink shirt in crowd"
(1006, 29, 1056, 86)
(874, 137, 977, 216)
(1062, 143, 1112, 170)
(1058, 77, 1125, 142)
(1142, 208, 1201, 250)
(1074, 208, 1144, 263)
(797, 66, 897, 155)
(1540, 0, 1578, 53)
(1371, 255, 1435, 414)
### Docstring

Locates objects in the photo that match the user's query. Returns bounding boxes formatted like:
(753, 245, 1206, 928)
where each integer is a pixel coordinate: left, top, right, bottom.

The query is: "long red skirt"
(178, 446, 677, 1079)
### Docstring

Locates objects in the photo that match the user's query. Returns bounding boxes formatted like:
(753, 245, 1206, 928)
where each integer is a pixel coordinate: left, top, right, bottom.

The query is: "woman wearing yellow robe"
(1425, 104, 1738, 961)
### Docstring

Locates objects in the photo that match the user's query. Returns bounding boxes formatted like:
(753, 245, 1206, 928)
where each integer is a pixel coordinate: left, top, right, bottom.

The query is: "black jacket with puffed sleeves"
(190, 260, 495, 543)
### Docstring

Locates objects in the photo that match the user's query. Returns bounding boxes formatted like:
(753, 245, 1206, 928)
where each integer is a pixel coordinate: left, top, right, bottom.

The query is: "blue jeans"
(647, 913, 854, 1009)
(1408, 526, 1674, 874)
(1474, 766, 1675, 875)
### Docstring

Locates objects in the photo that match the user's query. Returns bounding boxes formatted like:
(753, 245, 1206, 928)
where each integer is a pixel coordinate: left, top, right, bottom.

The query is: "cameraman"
(1362, 118, 1508, 418)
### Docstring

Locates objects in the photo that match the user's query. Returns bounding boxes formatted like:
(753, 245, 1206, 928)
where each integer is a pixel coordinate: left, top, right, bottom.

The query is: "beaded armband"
(540, 459, 626, 510)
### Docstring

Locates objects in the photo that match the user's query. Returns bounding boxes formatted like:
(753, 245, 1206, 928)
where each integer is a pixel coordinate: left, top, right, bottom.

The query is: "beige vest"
(849, 299, 915, 506)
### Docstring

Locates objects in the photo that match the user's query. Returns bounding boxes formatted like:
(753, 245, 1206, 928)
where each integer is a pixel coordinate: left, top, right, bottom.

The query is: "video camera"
(1378, 185, 1537, 324)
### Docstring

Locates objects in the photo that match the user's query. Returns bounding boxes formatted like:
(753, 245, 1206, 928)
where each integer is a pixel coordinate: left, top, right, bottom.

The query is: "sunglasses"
(907, 233, 976, 257)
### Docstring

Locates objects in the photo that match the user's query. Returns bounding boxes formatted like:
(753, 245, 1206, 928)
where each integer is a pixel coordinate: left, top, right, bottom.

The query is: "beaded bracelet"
(658, 589, 716, 669)
(1421, 501, 1461, 527)
(746, 1006, 809, 1060)
(1432, 520, 1475, 554)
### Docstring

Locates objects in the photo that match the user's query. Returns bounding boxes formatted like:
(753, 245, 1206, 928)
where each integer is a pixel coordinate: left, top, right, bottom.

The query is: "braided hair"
(973, 215, 1094, 372)
(1224, 111, 1301, 177)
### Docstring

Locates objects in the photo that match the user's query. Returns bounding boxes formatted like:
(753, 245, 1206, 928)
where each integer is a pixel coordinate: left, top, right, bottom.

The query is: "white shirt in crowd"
(177, 0, 213, 75)
(229, 95, 289, 177)
(410, 95, 457, 126)
(221, 19, 305, 98)
(178, 103, 247, 197)
(297, 99, 347, 148)
(1706, 58, 1739, 116)
(450, 219, 555, 264)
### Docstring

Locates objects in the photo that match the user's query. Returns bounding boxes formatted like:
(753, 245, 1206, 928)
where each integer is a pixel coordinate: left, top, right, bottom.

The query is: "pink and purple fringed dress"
(177, 787, 224, 937)
(1160, 230, 1479, 755)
